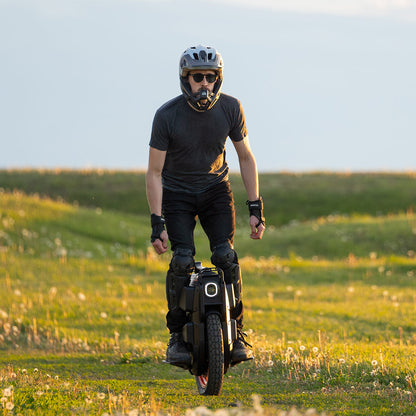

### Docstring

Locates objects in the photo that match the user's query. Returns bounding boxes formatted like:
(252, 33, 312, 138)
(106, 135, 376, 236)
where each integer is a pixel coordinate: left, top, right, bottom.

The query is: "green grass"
(1, 170, 416, 415)
(1, 169, 416, 226)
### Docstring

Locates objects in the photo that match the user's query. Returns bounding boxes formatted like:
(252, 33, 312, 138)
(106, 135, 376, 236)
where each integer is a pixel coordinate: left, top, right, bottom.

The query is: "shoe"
(166, 332, 191, 367)
(231, 330, 253, 364)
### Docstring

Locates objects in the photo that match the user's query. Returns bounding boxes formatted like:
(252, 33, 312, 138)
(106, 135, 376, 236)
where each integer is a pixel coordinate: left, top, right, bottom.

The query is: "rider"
(146, 45, 265, 366)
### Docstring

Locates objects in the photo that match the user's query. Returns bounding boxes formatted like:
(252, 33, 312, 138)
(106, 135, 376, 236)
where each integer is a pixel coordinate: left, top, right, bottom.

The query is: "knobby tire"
(196, 313, 224, 395)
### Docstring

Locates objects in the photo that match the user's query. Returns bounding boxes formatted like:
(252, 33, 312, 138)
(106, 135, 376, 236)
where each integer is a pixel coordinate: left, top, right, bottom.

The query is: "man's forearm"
(239, 155, 259, 201)
(146, 172, 163, 216)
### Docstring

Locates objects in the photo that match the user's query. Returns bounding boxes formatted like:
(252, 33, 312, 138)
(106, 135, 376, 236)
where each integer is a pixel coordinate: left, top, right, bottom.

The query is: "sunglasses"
(190, 73, 218, 83)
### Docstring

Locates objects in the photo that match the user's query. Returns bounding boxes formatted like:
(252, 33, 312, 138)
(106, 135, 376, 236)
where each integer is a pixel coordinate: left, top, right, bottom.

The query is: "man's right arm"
(146, 147, 169, 254)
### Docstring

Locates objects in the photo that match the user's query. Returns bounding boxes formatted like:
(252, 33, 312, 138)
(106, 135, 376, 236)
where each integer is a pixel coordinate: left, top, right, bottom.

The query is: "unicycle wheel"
(195, 314, 224, 395)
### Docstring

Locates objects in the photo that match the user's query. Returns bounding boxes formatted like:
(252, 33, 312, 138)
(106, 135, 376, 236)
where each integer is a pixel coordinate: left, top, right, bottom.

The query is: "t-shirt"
(149, 93, 248, 193)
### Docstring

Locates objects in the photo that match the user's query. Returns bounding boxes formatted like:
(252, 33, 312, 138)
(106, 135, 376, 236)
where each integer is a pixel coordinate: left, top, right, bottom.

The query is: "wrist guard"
(150, 214, 166, 243)
(246, 197, 265, 227)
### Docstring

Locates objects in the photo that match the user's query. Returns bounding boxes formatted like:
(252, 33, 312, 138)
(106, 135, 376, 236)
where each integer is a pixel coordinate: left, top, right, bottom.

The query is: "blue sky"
(1, 0, 415, 172)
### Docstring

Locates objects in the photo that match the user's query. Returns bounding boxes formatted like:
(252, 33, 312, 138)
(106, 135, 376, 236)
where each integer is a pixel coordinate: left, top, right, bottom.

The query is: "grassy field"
(1, 169, 416, 415)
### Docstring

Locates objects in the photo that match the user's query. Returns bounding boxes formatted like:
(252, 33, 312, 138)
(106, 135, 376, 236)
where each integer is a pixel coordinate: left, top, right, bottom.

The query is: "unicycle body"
(179, 262, 238, 395)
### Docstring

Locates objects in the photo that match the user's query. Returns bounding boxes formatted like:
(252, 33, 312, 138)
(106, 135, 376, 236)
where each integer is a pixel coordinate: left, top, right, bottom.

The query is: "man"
(146, 45, 265, 367)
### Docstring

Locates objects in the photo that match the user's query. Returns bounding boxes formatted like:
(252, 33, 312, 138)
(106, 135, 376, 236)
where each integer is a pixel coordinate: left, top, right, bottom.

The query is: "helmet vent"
(193, 53, 199, 60)
(208, 53, 213, 60)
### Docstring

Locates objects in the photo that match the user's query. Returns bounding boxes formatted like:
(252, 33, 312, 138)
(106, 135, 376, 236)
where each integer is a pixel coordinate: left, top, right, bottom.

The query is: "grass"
(1, 170, 416, 415)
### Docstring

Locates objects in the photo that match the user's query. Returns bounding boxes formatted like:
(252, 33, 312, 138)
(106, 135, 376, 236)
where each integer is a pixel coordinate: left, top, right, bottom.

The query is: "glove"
(150, 214, 166, 243)
(246, 197, 265, 227)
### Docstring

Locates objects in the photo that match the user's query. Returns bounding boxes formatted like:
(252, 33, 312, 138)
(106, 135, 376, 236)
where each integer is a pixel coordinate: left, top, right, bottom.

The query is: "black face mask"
(192, 89, 214, 111)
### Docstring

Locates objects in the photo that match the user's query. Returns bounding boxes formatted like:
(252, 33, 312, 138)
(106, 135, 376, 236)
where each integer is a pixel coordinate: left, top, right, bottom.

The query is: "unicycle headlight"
(205, 282, 218, 298)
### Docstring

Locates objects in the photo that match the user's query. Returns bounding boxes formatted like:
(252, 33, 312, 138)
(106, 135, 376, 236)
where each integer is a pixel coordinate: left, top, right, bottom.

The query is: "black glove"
(246, 197, 265, 227)
(150, 214, 166, 243)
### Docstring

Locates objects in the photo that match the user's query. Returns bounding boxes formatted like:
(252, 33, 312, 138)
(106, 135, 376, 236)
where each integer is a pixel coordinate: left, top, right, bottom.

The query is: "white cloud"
(2, 0, 415, 20)
(207, 0, 416, 20)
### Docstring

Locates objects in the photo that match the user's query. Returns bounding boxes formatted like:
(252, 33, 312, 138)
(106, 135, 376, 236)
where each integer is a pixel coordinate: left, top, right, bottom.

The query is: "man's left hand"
(250, 215, 265, 239)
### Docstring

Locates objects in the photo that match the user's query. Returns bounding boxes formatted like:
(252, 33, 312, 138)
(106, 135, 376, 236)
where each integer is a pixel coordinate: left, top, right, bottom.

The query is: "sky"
(1, 0, 415, 172)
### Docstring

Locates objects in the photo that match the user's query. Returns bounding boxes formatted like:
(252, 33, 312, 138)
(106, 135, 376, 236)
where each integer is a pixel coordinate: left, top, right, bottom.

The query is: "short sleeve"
(228, 99, 248, 142)
(149, 109, 169, 151)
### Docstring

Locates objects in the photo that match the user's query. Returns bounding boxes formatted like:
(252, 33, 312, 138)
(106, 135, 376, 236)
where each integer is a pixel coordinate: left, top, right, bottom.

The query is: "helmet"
(179, 45, 224, 112)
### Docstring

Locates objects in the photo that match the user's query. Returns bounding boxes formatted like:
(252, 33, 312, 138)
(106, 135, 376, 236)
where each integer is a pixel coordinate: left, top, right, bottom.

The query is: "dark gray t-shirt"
(149, 93, 248, 193)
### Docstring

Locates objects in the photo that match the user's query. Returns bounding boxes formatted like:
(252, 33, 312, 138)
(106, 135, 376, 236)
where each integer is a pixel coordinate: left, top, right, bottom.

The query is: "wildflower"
(287, 347, 294, 354)
(339, 358, 345, 364)
(49, 287, 58, 296)
(347, 287, 355, 293)
(3, 387, 12, 397)
(312, 347, 319, 354)
(97, 392, 106, 400)
(6, 402, 14, 411)
(78, 293, 86, 301)
(100, 312, 108, 319)
(372, 360, 378, 366)
(300, 345, 306, 351)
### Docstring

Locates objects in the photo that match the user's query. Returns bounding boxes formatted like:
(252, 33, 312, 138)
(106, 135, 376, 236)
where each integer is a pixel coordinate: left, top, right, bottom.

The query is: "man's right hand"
(150, 214, 169, 254)
(152, 229, 169, 254)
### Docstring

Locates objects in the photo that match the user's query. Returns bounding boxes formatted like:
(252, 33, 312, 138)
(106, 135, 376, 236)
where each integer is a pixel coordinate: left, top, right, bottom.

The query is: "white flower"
(3, 387, 12, 397)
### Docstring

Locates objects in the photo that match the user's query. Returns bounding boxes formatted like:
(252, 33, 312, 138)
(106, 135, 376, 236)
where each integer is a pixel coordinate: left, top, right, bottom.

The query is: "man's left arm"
(233, 137, 265, 240)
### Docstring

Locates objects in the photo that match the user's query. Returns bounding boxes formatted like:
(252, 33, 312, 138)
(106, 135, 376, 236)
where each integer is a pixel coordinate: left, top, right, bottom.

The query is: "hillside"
(1, 169, 415, 228)
(1, 186, 415, 261)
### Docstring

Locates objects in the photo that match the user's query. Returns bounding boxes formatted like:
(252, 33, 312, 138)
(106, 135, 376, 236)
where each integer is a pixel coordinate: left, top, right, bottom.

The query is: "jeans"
(162, 180, 240, 332)
(162, 180, 235, 253)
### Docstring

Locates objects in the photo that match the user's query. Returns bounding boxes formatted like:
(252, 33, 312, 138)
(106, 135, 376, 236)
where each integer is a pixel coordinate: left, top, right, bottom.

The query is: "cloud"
(207, 0, 416, 20)
(2, 0, 415, 21)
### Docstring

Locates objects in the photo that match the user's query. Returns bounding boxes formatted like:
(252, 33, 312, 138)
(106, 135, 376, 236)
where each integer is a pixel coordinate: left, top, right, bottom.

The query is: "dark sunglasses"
(190, 73, 218, 83)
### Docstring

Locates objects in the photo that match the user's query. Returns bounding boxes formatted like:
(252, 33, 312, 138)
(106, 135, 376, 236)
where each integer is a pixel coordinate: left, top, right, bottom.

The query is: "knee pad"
(211, 242, 242, 303)
(166, 248, 194, 311)
(211, 242, 237, 270)
(171, 248, 194, 276)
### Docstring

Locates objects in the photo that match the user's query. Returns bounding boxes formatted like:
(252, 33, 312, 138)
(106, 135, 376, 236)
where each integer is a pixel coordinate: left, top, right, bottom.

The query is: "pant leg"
(162, 189, 197, 332)
(197, 181, 235, 250)
(162, 189, 197, 254)
(197, 181, 244, 327)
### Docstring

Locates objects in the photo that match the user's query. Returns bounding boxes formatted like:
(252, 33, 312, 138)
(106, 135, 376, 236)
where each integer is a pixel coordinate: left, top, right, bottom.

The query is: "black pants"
(162, 180, 241, 332)
(162, 181, 235, 253)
